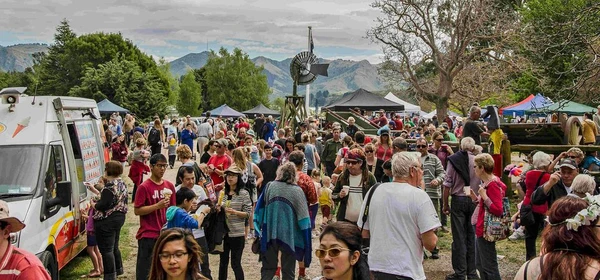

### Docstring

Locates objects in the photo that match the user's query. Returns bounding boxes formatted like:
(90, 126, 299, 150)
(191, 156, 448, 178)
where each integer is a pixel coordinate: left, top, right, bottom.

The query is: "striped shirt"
(220, 189, 252, 237)
(420, 153, 446, 199)
(0, 244, 51, 279)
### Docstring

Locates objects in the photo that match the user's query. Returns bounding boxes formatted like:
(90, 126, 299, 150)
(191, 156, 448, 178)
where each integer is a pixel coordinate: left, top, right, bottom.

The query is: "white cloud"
(1, 0, 385, 62)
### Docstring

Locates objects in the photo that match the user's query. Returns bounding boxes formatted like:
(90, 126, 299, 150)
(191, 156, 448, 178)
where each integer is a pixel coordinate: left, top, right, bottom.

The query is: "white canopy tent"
(384, 93, 421, 112)
(422, 109, 462, 119)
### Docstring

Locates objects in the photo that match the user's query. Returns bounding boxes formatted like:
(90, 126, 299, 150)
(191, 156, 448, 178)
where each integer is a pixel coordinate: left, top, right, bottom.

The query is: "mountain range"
(1, 44, 389, 98)
(170, 51, 388, 98)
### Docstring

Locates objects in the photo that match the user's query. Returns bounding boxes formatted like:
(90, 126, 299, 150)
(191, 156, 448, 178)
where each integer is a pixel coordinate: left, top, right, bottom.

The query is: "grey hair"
(532, 151, 552, 170)
(276, 162, 298, 185)
(571, 174, 596, 196)
(460, 137, 475, 151)
(391, 152, 420, 179)
(473, 145, 483, 155)
(469, 105, 481, 115)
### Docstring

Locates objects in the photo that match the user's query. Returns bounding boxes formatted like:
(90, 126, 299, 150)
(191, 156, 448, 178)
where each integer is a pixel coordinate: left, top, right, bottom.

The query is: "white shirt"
(357, 182, 441, 280)
(345, 174, 363, 222)
(175, 184, 209, 238)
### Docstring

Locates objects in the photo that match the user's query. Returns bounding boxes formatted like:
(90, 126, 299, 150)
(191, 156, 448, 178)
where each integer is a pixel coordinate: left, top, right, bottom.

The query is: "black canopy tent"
(97, 99, 130, 114)
(242, 104, 280, 118)
(323, 88, 404, 111)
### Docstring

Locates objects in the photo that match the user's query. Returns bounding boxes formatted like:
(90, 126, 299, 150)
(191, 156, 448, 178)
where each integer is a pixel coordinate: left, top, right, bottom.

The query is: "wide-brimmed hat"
(0, 200, 25, 233)
(224, 165, 243, 175)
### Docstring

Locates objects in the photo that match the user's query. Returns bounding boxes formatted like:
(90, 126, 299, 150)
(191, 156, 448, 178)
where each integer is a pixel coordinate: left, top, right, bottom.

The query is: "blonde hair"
(474, 153, 494, 174)
(232, 147, 248, 170)
(176, 145, 192, 160)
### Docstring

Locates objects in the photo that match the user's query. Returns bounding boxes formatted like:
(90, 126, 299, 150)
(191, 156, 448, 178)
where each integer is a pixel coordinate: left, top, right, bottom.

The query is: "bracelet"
(199, 212, 206, 216)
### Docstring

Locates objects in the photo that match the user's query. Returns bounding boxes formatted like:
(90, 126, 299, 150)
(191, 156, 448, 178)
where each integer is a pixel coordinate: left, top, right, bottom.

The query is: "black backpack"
(148, 128, 160, 145)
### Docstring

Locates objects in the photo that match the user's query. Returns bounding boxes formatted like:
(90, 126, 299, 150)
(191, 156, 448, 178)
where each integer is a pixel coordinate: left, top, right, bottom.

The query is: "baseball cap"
(0, 200, 25, 233)
(216, 139, 228, 147)
(558, 159, 578, 170)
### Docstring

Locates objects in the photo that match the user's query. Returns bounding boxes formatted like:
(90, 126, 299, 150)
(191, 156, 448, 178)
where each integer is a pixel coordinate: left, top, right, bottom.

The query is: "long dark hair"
(224, 172, 244, 195)
(540, 196, 600, 280)
(148, 228, 206, 280)
(338, 148, 370, 190)
(320, 222, 371, 280)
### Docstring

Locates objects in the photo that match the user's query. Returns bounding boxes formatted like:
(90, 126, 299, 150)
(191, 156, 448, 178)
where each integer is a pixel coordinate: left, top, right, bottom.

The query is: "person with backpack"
(148, 119, 165, 156)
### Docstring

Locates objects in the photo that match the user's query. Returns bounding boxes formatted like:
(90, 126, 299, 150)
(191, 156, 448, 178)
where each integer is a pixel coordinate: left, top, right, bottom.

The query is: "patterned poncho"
(253, 180, 312, 265)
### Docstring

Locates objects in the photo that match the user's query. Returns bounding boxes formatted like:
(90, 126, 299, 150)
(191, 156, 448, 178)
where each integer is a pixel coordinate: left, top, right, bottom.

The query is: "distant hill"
(0, 44, 48, 72)
(169, 51, 388, 98)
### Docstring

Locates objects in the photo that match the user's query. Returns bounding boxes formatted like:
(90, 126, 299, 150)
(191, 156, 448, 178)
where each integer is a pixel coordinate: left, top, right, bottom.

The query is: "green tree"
(203, 47, 270, 111)
(69, 58, 169, 120)
(177, 71, 202, 116)
(157, 57, 179, 105)
(193, 68, 210, 112)
(36, 20, 169, 98)
(270, 97, 285, 112)
(520, 0, 600, 103)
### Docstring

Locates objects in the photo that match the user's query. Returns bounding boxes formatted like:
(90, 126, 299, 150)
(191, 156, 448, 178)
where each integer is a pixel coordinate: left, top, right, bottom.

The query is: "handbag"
(519, 172, 546, 227)
(483, 179, 511, 242)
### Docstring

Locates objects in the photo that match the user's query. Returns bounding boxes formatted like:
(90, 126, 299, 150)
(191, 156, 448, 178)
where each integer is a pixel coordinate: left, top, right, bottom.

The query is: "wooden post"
(501, 138, 513, 197)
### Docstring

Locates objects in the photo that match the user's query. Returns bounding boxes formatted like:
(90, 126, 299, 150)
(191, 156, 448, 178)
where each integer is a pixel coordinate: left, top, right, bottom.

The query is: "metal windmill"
(281, 26, 329, 130)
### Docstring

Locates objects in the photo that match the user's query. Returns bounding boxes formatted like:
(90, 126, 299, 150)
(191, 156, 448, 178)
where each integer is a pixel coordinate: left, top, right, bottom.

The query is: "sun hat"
(224, 165, 243, 175)
(0, 200, 25, 233)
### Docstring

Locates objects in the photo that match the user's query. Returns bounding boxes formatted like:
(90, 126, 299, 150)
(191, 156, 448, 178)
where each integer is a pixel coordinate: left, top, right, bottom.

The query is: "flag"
(309, 27, 314, 53)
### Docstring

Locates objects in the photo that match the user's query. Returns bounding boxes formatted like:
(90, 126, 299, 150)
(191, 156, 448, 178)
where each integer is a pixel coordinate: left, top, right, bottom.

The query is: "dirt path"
(115, 147, 522, 279)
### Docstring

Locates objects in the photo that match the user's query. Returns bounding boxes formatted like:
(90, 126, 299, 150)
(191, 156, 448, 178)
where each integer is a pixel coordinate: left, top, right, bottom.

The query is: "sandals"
(81, 270, 102, 278)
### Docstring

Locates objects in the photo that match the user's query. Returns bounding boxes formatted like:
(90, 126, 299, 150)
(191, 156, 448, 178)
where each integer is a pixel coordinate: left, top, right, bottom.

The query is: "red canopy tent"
(498, 94, 534, 116)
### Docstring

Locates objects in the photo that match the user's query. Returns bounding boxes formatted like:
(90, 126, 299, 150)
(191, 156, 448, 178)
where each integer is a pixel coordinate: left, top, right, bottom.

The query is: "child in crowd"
(165, 188, 210, 230)
(319, 176, 334, 230)
(167, 133, 177, 169)
(81, 207, 103, 278)
(310, 169, 322, 237)
(128, 138, 150, 202)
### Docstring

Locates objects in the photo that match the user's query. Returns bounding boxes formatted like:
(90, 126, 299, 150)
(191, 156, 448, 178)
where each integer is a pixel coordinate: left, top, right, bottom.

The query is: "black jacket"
(531, 180, 568, 209)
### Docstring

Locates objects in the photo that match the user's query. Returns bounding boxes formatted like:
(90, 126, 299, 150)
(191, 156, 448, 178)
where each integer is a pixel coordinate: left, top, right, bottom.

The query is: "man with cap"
(531, 158, 579, 208)
(0, 200, 51, 279)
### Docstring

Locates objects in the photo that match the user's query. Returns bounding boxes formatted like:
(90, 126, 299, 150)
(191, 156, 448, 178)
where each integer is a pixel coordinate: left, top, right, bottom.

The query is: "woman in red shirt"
(522, 151, 551, 260)
(473, 153, 506, 280)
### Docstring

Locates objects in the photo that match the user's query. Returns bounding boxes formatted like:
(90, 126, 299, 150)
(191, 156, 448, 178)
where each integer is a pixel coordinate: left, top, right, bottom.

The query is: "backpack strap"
(523, 259, 531, 280)
(360, 183, 381, 233)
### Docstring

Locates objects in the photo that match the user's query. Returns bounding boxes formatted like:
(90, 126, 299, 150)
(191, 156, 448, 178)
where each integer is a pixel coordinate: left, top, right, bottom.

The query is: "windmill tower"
(281, 26, 329, 130)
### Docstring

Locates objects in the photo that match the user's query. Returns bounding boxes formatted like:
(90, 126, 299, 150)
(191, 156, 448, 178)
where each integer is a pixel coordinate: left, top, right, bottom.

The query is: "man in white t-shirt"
(358, 152, 440, 280)
(176, 166, 212, 279)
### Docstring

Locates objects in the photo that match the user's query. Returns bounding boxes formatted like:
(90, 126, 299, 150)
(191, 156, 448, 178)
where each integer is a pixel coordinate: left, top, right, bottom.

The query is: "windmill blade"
(309, 64, 329, 77)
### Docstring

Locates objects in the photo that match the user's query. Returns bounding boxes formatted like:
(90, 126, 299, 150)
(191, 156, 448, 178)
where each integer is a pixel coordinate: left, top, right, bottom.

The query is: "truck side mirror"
(47, 181, 72, 208)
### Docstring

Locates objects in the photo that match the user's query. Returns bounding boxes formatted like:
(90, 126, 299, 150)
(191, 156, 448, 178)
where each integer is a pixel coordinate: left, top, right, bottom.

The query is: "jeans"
(371, 271, 414, 280)
(450, 196, 477, 278)
(431, 197, 448, 227)
(476, 237, 501, 280)
(94, 212, 125, 280)
(196, 236, 212, 279)
(219, 235, 245, 280)
(260, 243, 296, 280)
(524, 212, 545, 260)
(136, 237, 157, 280)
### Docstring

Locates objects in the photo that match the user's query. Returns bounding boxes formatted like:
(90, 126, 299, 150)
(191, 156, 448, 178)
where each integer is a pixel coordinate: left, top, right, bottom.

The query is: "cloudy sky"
(1, 0, 385, 63)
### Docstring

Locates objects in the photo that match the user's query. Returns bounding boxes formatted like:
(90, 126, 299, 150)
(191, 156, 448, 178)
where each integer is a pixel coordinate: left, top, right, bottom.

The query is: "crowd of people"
(4, 104, 600, 280)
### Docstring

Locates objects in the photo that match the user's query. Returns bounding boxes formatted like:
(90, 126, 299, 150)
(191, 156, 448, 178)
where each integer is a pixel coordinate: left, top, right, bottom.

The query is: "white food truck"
(0, 87, 107, 279)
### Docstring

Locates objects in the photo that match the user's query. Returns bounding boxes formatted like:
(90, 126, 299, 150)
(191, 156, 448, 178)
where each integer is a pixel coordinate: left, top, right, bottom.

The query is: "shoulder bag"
(483, 178, 511, 242)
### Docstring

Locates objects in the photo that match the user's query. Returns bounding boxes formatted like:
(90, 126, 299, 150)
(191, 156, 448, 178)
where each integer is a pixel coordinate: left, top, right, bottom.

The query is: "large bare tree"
(369, 0, 516, 119)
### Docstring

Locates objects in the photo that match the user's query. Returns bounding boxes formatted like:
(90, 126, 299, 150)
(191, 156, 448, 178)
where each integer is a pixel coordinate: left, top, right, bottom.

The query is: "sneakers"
(271, 276, 280, 280)
(509, 227, 526, 241)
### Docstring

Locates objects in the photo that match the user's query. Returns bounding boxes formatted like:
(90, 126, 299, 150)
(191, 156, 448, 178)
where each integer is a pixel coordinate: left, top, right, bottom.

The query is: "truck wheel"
(40, 251, 58, 280)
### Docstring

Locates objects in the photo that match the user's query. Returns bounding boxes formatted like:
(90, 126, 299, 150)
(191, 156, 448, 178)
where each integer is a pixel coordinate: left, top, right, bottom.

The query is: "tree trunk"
(436, 76, 452, 121)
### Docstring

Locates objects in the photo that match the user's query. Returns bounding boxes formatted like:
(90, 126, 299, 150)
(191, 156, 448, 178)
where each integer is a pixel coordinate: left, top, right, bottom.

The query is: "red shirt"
(0, 244, 51, 280)
(523, 170, 550, 214)
(128, 160, 150, 187)
(207, 154, 232, 187)
(135, 179, 176, 240)
(297, 171, 318, 205)
(394, 119, 403, 130)
(476, 178, 506, 237)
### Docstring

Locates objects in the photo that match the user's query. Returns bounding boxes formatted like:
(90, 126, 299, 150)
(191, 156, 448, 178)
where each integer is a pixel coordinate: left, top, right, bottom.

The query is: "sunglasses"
(569, 156, 578, 159)
(315, 248, 352, 258)
(214, 145, 222, 148)
(365, 150, 374, 153)
(346, 161, 362, 165)
(416, 145, 427, 148)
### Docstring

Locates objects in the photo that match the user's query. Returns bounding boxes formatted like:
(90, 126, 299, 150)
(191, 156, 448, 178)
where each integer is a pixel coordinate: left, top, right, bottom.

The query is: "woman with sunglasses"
(429, 131, 453, 170)
(148, 228, 208, 280)
(314, 222, 371, 280)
